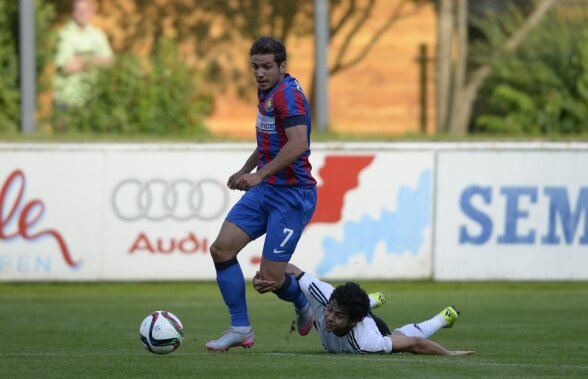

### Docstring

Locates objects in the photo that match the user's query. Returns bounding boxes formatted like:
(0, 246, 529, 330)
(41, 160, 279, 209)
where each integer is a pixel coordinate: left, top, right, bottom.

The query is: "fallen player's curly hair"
(330, 282, 371, 323)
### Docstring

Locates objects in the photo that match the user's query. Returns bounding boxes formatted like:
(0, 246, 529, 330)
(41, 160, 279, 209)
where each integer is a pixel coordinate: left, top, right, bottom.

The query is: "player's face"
(324, 299, 354, 336)
(72, 0, 94, 27)
(251, 54, 285, 91)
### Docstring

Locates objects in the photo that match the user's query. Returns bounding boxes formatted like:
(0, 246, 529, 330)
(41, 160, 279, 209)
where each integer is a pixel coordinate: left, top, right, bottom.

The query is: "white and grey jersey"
(298, 272, 393, 354)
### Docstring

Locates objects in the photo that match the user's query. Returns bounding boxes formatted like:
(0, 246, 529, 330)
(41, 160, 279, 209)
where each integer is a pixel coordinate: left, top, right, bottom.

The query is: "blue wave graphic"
(316, 170, 431, 275)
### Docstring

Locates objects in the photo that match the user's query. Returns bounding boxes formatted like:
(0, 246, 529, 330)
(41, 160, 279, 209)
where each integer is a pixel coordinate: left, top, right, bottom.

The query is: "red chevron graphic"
(309, 155, 375, 225)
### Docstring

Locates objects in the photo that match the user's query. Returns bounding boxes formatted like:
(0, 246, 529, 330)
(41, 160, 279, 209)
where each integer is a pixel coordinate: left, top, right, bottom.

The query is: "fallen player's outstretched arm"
(390, 332, 475, 356)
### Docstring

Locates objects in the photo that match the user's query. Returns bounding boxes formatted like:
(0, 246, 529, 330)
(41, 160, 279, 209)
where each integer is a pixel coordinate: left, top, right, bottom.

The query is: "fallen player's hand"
(449, 350, 476, 356)
(252, 271, 277, 293)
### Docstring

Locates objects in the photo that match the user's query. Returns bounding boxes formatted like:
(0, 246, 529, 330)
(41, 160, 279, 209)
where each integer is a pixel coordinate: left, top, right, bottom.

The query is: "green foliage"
(35, 0, 57, 92)
(0, 0, 20, 132)
(473, 6, 588, 135)
(0, 0, 55, 133)
(469, 4, 527, 68)
(57, 39, 212, 135)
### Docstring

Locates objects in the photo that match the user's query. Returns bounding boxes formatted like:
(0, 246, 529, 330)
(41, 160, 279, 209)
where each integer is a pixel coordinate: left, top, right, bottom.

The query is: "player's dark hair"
(250, 36, 287, 65)
(330, 282, 371, 323)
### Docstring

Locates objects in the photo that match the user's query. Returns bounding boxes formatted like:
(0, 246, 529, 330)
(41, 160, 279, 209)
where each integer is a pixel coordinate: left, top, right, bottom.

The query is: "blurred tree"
(435, 0, 555, 136)
(0, 0, 20, 132)
(210, 0, 430, 113)
(48, 0, 313, 103)
(313, 0, 429, 113)
(56, 38, 211, 135)
(0, 0, 55, 132)
(473, 4, 588, 135)
(49, 0, 429, 119)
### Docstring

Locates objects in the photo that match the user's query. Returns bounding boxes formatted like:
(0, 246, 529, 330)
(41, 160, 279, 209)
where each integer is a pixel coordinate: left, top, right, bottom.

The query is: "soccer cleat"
(369, 292, 386, 309)
(295, 304, 314, 336)
(205, 328, 255, 352)
(439, 305, 460, 328)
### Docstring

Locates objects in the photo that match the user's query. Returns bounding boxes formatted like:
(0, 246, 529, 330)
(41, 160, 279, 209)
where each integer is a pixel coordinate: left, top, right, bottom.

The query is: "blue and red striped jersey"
(255, 74, 316, 187)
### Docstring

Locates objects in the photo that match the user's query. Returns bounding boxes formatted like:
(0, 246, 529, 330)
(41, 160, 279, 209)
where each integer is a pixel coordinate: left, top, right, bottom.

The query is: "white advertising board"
(101, 149, 247, 280)
(0, 144, 434, 281)
(295, 151, 433, 280)
(434, 150, 588, 280)
(0, 151, 105, 280)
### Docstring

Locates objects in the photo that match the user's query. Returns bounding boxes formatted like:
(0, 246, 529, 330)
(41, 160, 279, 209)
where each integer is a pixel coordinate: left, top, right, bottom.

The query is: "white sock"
(394, 315, 445, 338)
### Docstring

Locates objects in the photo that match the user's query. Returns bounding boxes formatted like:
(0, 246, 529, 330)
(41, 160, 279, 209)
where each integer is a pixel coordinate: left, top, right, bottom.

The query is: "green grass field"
(1, 281, 587, 378)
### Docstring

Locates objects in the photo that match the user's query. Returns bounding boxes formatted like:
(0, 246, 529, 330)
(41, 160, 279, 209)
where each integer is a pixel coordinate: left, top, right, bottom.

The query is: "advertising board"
(434, 150, 588, 280)
(0, 144, 433, 281)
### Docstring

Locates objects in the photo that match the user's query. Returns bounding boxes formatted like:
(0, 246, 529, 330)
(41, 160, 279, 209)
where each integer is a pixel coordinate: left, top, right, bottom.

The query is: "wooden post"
(416, 43, 429, 134)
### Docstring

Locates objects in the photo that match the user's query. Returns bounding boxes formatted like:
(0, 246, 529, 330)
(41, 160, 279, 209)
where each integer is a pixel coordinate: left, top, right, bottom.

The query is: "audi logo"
(111, 178, 229, 221)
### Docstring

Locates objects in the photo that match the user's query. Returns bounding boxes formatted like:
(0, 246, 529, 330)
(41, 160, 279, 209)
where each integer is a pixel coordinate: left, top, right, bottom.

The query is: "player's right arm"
(253, 263, 333, 323)
(285, 263, 303, 278)
(295, 269, 332, 309)
(55, 30, 77, 74)
(228, 149, 258, 190)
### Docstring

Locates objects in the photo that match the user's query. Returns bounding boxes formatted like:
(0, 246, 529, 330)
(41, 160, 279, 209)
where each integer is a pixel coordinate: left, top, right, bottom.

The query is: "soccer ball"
(139, 310, 184, 354)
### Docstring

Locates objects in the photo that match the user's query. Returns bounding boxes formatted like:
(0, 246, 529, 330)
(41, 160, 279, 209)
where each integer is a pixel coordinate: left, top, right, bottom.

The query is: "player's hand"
(227, 170, 246, 190)
(66, 55, 85, 73)
(234, 172, 263, 191)
(252, 271, 277, 293)
(449, 351, 476, 356)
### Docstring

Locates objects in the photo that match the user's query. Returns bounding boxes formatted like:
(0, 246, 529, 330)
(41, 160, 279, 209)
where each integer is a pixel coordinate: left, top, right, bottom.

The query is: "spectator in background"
(53, 0, 113, 127)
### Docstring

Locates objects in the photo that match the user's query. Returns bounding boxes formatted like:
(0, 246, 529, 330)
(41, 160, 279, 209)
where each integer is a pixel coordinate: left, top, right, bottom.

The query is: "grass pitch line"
(3, 351, 587, 371)
(258, 352, 588, 370)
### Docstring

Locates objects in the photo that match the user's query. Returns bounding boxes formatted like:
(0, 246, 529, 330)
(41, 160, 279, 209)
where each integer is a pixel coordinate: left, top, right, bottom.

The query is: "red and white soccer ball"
(140, 310, 184, 354)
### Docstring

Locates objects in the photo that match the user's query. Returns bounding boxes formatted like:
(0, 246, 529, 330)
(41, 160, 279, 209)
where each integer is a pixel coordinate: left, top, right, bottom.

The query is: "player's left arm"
(389, 332, 475, 355)
(236, 123, 308, 190)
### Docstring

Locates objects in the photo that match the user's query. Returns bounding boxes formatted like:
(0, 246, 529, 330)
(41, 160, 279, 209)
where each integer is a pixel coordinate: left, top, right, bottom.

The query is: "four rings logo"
(111, 178, 229, 222)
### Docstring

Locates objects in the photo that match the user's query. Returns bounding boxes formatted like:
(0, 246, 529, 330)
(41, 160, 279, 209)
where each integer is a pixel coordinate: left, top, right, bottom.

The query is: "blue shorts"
(226, 183, 317, 262)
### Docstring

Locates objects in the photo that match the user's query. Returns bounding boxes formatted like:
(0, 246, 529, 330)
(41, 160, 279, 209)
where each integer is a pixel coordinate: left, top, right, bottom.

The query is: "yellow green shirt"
(53, 20, 113, 107)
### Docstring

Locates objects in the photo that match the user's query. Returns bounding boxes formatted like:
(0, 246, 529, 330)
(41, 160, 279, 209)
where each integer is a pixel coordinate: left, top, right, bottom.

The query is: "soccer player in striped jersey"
(206, 37, 317, 351)
(253, 264, 475, 355)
